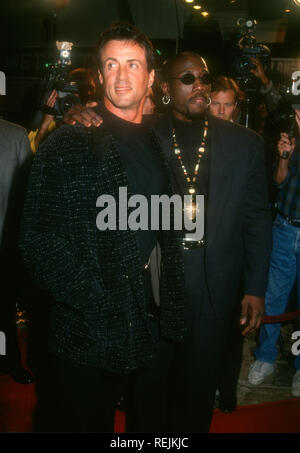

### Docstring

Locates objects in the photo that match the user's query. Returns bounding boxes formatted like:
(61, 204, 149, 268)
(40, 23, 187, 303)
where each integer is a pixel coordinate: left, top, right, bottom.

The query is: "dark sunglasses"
(169, 72, 212, 86)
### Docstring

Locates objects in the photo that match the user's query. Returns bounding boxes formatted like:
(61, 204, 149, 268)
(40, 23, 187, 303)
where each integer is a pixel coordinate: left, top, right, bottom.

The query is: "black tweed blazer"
(20, 124, 186, 374)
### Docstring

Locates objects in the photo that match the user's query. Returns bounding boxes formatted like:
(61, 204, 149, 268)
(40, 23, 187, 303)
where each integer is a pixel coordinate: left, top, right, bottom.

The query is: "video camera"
(233, 18, 270, 92)
(39, 41, 80, 119)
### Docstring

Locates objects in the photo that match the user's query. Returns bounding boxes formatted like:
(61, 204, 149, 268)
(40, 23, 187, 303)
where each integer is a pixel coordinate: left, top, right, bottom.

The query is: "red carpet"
(1, 329, 300, 433)
(114, 399, 300, 433)
(1, 372, 300, 433)
(0, 373, 36, 432)
(209, 399, 300, 433)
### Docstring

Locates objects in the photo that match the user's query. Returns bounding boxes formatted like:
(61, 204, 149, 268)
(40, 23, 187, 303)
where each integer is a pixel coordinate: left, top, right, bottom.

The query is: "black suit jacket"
(153, 114, 272, 328)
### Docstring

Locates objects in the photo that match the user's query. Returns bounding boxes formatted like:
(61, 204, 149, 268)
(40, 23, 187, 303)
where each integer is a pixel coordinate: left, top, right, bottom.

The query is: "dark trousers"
(41, 249, 235, 433)
(0, 252, 21, 371)
(169, 248, 227, 432)
(46, 355, 127, 432)
(0, 300, 21, 370)
(131, 248, 232, 433)
(217, 315, 244, 405)
(44, 316, 174, 433)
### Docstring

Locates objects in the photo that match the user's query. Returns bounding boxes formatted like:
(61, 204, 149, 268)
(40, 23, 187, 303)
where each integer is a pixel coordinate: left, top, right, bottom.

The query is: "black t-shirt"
(96, 105, 167, 266)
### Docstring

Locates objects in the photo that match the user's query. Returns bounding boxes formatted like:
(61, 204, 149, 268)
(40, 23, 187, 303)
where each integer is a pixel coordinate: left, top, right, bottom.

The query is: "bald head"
(162, 52, 209, 81)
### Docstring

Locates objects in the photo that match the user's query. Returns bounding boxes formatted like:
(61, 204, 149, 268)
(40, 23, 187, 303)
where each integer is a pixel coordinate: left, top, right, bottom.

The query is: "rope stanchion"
(261, 310, 300, 324)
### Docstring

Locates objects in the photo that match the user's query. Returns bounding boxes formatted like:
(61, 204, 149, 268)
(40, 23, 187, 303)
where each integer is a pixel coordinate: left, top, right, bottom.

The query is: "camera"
(272, 97, 298, 158)
(270, 71, 300, 142)
(40, 41, 80, 119)
(272, 95, 300, 137)
(233, 18, 270, 92)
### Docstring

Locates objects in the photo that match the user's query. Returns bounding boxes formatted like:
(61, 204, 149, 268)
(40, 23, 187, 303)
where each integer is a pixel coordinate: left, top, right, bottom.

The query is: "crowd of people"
(0, 20, 299, 433)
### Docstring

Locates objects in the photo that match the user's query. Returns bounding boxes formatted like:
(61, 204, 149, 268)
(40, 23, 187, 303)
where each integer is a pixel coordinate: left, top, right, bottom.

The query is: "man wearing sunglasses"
(156, 52, 272, 431)
(64, 51, 272, 432)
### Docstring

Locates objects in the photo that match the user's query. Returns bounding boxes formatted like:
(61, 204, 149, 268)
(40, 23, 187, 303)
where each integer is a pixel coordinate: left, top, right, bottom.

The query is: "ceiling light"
(185, 0, 194, 3)
(285, 8, 291, 12)
(201, 11, 209, 16)
(293, 0, 300, 6)
(193, 5, 202, 9)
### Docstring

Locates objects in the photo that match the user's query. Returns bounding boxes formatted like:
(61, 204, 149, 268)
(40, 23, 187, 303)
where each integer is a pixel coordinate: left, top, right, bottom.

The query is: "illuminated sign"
(0, 331, 6, 356)
(0, 71, 6, 95)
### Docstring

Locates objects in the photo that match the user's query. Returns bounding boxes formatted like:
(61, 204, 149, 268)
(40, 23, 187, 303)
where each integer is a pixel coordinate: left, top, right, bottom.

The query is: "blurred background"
(1, 0, 300, 126)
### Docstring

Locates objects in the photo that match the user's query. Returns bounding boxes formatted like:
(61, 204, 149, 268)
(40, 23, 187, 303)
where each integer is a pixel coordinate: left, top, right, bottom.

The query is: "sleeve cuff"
(260, 81, 273, 94)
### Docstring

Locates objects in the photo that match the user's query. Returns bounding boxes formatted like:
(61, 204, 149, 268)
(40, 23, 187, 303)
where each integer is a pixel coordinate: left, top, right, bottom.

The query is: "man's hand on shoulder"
(63, 101, 103, 128)
(240, 295, 264, 336)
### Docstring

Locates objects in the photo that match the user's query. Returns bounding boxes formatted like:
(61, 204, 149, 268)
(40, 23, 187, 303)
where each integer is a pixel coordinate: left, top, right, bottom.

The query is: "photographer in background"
(29, 68, 98, 152)
(250, 57, 282, 114)
(248, 109, 300, 397)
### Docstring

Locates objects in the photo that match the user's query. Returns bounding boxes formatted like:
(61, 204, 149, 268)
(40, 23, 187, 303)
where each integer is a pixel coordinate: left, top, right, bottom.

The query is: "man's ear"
(161, 81, 170, 97)
(148, 69, 155, 89)
(98, 69, 103, 86)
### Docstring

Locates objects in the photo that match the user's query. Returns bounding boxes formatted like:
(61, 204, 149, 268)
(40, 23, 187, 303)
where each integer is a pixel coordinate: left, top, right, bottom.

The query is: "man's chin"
(186, 103, 208, 119)
(186, 110, 207, 120)
(111, 98, 134, 109)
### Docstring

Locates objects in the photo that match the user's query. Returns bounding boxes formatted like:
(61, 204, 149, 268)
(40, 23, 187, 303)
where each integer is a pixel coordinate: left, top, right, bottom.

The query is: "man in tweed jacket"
(20, 23, 185, 432)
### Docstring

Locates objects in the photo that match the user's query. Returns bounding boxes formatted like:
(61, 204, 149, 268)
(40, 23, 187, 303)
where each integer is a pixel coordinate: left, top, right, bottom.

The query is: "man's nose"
(117, 65, 128, 81)
(193, 77, 206, 90)
(218, 104, 225, 115)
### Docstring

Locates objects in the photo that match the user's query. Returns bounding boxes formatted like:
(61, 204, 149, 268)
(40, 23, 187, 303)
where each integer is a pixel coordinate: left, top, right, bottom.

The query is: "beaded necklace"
(172, 117, 209, 195)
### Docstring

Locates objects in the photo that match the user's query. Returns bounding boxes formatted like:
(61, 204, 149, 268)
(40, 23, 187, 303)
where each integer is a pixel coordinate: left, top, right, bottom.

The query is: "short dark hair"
(95, 21, 155, 73)
(211, 76, 245, 104)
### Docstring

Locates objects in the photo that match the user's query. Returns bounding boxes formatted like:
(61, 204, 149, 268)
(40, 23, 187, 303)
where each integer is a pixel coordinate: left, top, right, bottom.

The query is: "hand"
(46, 89, 58, 109)
(250, 58, 269, 87)
(40, 90, 58, 131)
(278, 132, 295, 159)
(63, 101, 103, 127)
(34, 90, 58, 150)
(295, 109, 300, 131)
(240, 295, 264, 335)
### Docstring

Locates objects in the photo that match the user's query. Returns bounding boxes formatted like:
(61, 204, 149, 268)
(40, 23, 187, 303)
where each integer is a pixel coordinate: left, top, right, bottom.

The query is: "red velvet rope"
(261, 310, 300, 324)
